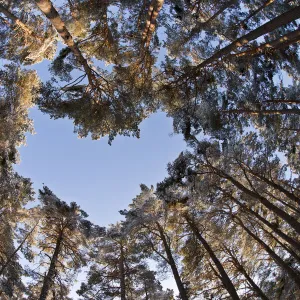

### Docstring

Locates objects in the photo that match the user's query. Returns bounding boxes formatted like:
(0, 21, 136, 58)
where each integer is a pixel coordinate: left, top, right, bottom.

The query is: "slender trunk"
(189, 0, 237, 39)
(187, 6, 300, 77)
(238, 0, 275, 29)
(228, 194, 300, 250)
(141, 0, 164, 47)
(35, 0, 96, 87)
(242, 167, 300, 205)
(222, 109, 300, 115)
(263, 100, 300, 104)
(228, 29, 300, 58)
(39, 230, 64, 300)
(234, 216, 300, 289)
(0, 223, 38, 276)
(156, 222, 189, 300)
(243, 269, 269, 299)
(215, 169, 300, 235)
(260, 226, 300, 265)
(119, 244, 126, 300)
(224, 247, 269, 300)
(0, 4, 40, 38)
(185, 216, 240, 300)
(280, 128, 300, 132)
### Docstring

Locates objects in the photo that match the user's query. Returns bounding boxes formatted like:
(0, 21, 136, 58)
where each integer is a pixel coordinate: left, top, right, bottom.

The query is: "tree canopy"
(0, 0, 299, 298)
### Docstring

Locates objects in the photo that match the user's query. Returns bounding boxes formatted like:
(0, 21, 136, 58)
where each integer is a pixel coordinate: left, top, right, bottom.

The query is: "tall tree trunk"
(185, 216, 240, 300)
(0, 223, 38, 276)
(141, 0, 164, 47)
(228, 29, 300, 58)
(185, 6, 300, 78)
(234, 216, 300, 289)
(39, 230, 64, 300)
(35, 0, 96, 87)
(228, 194, 300, 250)
(240, 165, 300, 205)
(214, 168, 300, 235)
(263, 100, 300, 104)
(188, 0, 237, 40)
(260, 226, 300, 265)
(119, 244, 126, 300)
(224, 246, 269, 300)
(0, 4, 40, 38)
(238, 0, 275, 29)
(156, 222, 189, 300)
(222, 109, 300, 115)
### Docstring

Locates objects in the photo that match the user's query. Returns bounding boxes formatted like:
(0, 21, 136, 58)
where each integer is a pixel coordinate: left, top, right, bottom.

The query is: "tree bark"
(238, 0, 275, 29)
(185, 216, 240, 300)
(224, 246, 269, 300)
(156, 222, 189, 300)
(234, 216, 300, 289)
(240, 166, 300, 205)
(35, 0, 96, 87)
(214, 168, 300, 235)
(183, 6, 300, 78)
(188, 0, 237, 40)
(39, 230, 63, 300)
(0, 223, 38, 276)
(141, 0, 164, 47)
(119, 244, 126, 300)
(222, 109, 300, 115)
(0, 4, 40, 39)
(228, 194, 300, 250)
(228, 29, 300, 58)
(263, 100, 300, 104)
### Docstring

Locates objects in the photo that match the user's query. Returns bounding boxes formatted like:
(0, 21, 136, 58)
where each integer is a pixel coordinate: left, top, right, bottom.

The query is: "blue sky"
(15, 107, 186, 226)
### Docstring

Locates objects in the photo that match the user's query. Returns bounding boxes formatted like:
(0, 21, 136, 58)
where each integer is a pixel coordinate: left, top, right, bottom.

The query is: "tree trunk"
(260, 226, 300, 265)
(215, 169, 300, 235)
(228, 29, 300, 58)
(39, 230, 64, 300)
(156, 222, 189, 300)
(35, 0, 96, 87)
(234, 216, 300, 289)
(263, 100, 300, 104)
(141, 0, 164, 47)
(0, 4, 40, 38)
(187, 6, 300, 77)
(238, 0, 275, 29)
(224, 246, 269, 300)
(228, 194, 300, 250)
(185, 216, 240, 300)
(119, 244, 126, 300)
(222, 109, 300, 115)
(188, 0, 237, 40)
(242, 166, 300, 205)
(0, 223, 38, 276)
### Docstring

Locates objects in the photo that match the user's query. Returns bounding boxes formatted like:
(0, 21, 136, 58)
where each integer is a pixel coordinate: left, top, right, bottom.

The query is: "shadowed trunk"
(185, 216, 240, 300)
(234, 216, 300, 289)
(35, 0, 96, 87)
(222, 109, 300, 115)
(156, 222, 189, 300)
(119, 244, 126, 300)
(223, 246, 269, 300)
(213, 168, 300, 235)
(183, 6, 300, 78)
(227, 194, 300, 250)
(0, 223, 38, 276)
(0, 4, 40, 38)
(39, 230, 64, 300)
(141, 0, 164, 47)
